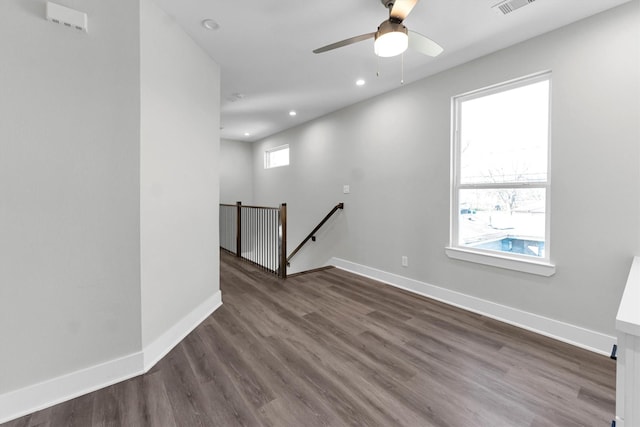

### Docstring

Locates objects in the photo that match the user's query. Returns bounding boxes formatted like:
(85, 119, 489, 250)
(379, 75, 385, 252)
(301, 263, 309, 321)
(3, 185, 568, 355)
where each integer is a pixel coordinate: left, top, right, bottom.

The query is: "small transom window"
(264, 145, 289, 169)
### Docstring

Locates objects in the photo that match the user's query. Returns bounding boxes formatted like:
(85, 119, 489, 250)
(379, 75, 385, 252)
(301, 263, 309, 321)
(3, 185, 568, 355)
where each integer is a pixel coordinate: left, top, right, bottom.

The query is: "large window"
(264, 145, 289, 169)
(448, 72, 554, 276)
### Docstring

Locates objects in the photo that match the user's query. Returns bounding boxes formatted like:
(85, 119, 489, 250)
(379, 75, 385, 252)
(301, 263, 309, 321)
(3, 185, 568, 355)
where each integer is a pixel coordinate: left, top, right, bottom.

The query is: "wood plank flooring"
(4, 251, 616, 426)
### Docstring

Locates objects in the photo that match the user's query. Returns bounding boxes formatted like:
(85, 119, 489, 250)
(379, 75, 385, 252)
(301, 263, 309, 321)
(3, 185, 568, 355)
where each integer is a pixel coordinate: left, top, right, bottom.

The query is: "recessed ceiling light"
(289, 111, 297, 116)
(201, 19, 220, 31)
(356, 79, 366, 86)
(244, 132, 250, 137)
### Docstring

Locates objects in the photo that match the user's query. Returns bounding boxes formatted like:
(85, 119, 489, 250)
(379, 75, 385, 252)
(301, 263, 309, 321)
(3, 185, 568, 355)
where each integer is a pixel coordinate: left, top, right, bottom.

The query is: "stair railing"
(220, 201, 343, 278)
(287, 202, 344, 266)
(220, 202, 287, 278)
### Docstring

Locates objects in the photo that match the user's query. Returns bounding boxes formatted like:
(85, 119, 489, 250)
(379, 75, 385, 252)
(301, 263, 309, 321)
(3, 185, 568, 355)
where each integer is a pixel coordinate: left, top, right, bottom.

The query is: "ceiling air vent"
(492, 0, 536, 15)
(46, 2, 88, 32)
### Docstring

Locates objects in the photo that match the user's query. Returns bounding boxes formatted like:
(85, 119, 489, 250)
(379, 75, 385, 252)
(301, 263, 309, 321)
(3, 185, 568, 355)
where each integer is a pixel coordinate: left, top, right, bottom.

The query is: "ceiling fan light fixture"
(374, 21, 408, 57)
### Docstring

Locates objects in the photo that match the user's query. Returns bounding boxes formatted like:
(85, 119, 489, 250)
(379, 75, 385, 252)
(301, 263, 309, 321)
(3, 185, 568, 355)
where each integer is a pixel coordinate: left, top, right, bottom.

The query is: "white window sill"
(445, 247, 556, 277)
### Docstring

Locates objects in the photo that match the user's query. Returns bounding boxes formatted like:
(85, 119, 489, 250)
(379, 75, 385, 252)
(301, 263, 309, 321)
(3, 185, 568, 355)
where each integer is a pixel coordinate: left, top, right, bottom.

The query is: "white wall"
(0, 0, 221, 422)
(253, 1, 640, 342)
(140, 0, 221, 354)
(220, 138, 254, 204)
(0, 0, 142, 394)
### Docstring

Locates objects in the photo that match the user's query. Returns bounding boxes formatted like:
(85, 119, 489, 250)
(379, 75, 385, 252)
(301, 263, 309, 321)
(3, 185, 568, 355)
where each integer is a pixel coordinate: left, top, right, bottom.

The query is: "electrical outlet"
(401, 256, 408, 267)
(343, 185, 350, 194)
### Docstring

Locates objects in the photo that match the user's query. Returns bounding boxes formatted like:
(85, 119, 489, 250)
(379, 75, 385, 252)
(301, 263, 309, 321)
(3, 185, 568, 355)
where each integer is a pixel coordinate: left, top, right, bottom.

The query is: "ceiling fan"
(313, 0, 443, 58)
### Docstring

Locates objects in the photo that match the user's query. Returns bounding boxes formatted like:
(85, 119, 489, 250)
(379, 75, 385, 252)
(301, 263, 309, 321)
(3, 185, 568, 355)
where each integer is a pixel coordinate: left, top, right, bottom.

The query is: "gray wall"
(220, 138, 254, 204)
(252, 1, 640, 337)
(140, 0, 221, 350)
(0, 0, 141, 393)
(0, 0, 221, 405)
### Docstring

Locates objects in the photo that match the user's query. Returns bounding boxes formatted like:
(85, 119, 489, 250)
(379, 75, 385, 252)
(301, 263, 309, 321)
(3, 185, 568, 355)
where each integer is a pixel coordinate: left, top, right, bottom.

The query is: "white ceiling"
(153, 0, 631, 142)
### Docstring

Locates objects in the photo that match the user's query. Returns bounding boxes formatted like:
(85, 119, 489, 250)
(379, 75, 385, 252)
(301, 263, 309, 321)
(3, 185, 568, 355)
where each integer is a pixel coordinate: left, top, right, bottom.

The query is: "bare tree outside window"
(451, 73, 551, 260)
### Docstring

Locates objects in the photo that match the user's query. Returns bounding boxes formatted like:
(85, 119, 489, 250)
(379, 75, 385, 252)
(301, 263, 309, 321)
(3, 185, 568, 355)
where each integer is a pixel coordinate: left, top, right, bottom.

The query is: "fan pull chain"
(401, 53, 404, 85)
(376, 55, 380, 77)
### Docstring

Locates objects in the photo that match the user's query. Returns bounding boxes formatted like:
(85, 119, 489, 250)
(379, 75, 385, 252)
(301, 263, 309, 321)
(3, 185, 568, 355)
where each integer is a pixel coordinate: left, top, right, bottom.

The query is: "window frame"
(447, 71, 555, 276)
(264, 144, 290, 169)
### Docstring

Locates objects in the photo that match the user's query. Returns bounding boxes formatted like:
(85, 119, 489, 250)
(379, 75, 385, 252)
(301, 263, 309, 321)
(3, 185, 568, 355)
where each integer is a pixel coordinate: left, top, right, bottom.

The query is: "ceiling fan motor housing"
(375, 20, 408, 40)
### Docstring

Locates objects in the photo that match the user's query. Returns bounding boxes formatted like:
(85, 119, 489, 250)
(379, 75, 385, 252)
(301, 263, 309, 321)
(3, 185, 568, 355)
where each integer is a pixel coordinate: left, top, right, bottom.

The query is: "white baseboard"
(142, 290, 223, 371)
(328, 257, 616, 356)
(0, 352, 144, 424)
(0, 290, 223, 424)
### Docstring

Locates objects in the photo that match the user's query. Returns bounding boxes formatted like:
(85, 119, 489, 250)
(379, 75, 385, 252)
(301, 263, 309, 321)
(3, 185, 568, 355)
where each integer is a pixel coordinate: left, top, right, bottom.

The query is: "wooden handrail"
(221, 203, 279, 210)
(287, 203, 344, 265)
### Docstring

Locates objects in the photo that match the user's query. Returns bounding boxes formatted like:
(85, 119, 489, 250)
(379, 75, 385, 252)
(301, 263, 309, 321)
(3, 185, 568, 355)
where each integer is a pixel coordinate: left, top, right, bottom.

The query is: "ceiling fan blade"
(313, 32, 375, 54)
(389, 0, 419, 21)
(408, 30, 443, 57)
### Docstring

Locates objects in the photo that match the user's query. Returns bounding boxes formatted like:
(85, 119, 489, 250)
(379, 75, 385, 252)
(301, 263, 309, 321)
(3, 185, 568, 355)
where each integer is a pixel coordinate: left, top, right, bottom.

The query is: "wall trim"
(142, 290, 223, 371)
(328, 257, 615, 355)
(0, 290, 223, 424)
(0, 352, 144, 424)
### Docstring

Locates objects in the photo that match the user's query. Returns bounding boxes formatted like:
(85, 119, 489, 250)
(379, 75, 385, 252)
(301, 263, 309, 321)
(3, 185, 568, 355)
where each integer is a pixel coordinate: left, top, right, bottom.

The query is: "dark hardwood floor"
(4, 251, 616, 426)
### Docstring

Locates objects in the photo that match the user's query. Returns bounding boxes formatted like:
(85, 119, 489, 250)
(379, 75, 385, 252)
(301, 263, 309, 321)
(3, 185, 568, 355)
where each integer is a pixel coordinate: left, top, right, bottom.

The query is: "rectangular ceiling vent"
(46, 2, 88, 32)
(492, 0, 536, 15)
